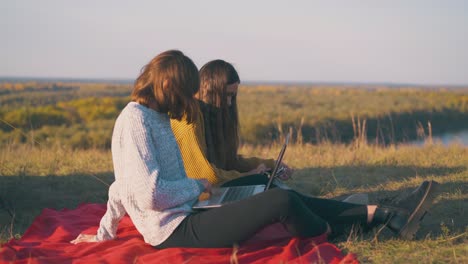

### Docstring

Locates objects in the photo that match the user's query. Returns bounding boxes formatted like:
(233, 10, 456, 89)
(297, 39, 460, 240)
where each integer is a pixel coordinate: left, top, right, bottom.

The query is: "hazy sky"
(1, 0, 467, 85)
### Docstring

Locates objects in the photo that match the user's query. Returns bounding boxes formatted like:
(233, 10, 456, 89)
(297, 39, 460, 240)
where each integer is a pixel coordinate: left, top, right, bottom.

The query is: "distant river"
(412, 130, 468, 146)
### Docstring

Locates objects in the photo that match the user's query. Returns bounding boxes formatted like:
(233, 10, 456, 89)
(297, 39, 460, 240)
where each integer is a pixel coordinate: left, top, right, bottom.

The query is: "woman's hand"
(70, 233, 97, 244)
(277, 163, 294, 181)
(252, 163, 269, 175)
(198, 179, 213, 201)
(198, 179, 212, 194)
(240, 163, 270, 177)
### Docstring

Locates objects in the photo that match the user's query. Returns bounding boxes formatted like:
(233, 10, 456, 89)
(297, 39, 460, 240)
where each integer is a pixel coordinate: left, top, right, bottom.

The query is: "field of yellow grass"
(1, 83, 467, 262)
(0, 142, 466, 263)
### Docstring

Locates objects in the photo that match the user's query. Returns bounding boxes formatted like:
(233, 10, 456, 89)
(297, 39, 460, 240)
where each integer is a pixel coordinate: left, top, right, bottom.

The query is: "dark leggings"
(156, 188, 368, 248)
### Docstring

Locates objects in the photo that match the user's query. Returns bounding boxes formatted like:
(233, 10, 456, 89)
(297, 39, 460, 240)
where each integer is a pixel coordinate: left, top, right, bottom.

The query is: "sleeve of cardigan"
(127, 114, 204, 211)
(96, 182, 126, 241)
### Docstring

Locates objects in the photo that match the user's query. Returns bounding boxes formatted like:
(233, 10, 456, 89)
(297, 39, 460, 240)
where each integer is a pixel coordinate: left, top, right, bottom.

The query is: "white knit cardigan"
(96, 102, 204, 246)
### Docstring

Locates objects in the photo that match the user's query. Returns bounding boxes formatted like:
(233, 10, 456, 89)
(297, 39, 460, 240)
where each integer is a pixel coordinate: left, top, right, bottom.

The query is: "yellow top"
(170, 110, 275, 185)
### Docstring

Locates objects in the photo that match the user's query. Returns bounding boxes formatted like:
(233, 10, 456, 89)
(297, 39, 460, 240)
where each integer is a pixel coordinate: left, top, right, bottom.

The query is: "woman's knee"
(269, 189, 301, 211)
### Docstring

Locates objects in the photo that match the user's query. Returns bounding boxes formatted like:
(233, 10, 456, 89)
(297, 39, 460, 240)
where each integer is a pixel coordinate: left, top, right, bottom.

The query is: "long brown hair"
(197, 60, 240, 170)
(131, 50, 200, 123)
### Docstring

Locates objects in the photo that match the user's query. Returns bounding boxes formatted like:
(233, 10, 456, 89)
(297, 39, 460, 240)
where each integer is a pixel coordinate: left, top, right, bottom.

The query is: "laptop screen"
(264, 132, 290, 190)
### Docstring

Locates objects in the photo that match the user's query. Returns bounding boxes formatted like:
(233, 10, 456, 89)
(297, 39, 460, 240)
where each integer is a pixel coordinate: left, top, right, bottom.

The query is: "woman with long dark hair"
(169, 60, 278, 186)
(196, 59, 291, 186)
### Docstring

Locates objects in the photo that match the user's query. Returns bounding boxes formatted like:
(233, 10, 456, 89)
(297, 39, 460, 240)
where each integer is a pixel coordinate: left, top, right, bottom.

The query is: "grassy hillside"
(238, 85, 468, 144)
(0, 82, 467, 262)
(0, 143, 466, 263)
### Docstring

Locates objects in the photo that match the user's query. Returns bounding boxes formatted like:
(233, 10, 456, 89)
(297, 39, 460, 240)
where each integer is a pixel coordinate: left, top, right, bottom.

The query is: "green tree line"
(1, 82, 467, 148)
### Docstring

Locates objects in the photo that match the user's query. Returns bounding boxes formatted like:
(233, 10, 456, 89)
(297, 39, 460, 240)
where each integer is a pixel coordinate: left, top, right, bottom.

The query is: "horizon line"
(0, 75, 467, 88)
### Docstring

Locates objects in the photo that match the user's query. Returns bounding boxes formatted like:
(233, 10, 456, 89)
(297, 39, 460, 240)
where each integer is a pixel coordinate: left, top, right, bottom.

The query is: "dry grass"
(0, 142, 467, 263)
(241, 142, 468, 263)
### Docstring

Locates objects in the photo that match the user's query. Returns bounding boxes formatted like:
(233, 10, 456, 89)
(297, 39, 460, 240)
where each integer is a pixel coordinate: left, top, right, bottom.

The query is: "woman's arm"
(211, 165, 243, 183)
(96, 183, 126, 241)
(71, 183, 125, 244)
(235, 155, 276, 173)
(236, 156, 293, 180)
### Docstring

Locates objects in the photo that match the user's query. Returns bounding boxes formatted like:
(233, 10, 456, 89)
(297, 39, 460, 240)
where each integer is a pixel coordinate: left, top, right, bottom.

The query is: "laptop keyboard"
(222, 186, 256, 203)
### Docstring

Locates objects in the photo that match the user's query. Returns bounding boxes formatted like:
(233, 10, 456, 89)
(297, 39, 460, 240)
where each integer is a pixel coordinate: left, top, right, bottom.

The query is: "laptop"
(193, 132, 290, 210)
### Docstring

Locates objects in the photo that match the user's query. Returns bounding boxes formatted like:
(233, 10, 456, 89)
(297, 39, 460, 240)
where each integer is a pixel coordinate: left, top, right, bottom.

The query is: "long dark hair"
(131, 50, 200, 123)
(197, 60, 240, 170)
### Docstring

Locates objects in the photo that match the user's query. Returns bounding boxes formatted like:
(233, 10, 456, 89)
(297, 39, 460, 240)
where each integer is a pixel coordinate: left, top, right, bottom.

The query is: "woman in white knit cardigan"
(71, 50, 438, 247)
